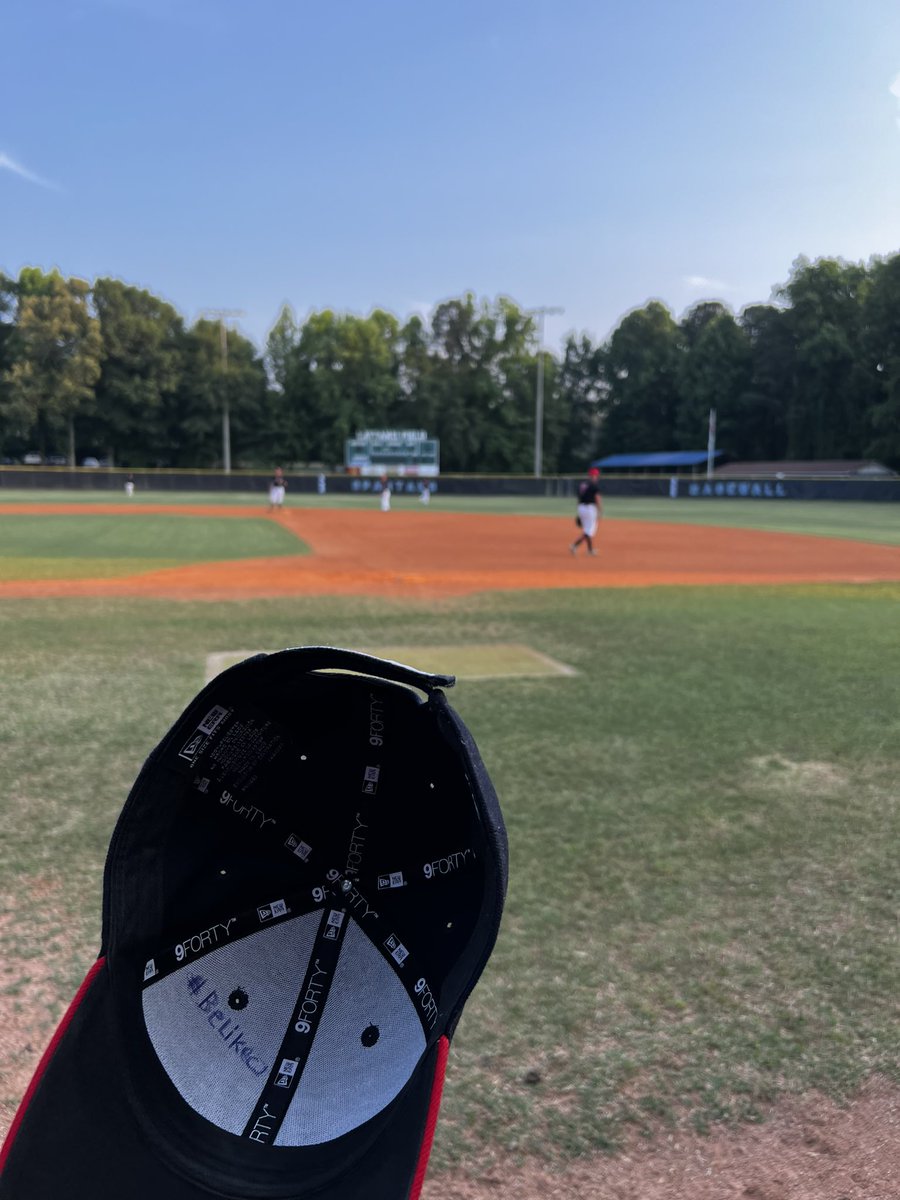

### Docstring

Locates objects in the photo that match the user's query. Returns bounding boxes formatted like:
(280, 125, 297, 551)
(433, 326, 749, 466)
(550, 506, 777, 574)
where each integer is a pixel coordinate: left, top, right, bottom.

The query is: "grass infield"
(0, 513, 308, 581)
(1, 582, 898, 1170)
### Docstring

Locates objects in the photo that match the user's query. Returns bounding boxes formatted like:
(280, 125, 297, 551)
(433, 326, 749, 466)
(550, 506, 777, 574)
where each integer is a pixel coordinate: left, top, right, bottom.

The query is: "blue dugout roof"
(593, 450, 723, 469)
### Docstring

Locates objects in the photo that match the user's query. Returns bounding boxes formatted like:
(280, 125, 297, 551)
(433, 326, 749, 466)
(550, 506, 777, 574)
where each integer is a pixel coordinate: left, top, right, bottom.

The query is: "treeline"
(1, 255, 899, 472)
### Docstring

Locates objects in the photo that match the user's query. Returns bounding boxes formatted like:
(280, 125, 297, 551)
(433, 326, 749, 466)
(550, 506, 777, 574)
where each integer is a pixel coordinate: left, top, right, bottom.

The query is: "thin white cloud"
(890, 73, 900, 127)
(0, 152, 58, 190)
(684, 274, 734, 293)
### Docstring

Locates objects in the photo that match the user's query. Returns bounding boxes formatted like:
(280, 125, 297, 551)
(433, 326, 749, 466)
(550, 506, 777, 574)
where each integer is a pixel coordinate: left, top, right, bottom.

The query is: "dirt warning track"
(0, 504, 898, 599)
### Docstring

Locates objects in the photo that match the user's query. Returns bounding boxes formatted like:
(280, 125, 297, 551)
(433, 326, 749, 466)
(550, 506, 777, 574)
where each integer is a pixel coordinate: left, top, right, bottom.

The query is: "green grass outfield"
(1, 486, 897, 545)
(1, 581, 898, 1169)
(0, 513, 308, 580)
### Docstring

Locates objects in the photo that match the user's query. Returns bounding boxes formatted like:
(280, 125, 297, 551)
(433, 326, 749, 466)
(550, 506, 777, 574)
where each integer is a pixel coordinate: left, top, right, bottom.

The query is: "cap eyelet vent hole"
(228, 988, 249, 1011)
(361, 1024, 380, 1047)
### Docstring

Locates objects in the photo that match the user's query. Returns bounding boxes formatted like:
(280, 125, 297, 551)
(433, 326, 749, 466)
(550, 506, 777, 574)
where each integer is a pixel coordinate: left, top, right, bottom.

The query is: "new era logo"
(143, 959, 157, 981)
(179, 733, 206, 763)
(378, 872, 405, 890)
(384, 933, 409, 965)
(257, 899, 288, 922)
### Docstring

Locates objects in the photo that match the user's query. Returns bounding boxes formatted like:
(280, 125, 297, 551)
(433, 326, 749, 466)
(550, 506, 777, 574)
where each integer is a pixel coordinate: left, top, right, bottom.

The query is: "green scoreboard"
(345, 430, 440, 478)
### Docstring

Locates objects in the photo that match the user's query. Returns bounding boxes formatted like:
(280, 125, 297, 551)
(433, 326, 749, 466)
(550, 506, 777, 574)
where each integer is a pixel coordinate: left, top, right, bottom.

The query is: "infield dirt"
(0, 504, 898, 598)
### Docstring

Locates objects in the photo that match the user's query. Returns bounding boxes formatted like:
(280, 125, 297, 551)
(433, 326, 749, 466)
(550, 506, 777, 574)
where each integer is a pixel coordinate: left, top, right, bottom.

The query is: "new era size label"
(198, 706, 229, 736)
(362, 765, 380, 794)
(323, 909, 344, 940)
(285, 834, 312, 861)
(274, 1058, 298, 1088)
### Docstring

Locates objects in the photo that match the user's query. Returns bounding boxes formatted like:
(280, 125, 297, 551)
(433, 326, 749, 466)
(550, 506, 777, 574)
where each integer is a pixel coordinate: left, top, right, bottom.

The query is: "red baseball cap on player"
(588, 467, 600, 477)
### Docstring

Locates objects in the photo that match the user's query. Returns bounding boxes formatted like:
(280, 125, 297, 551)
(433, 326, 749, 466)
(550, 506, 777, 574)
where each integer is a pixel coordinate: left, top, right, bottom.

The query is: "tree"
(0, 272, 15, 364)
(265, 304, 299, 392)
(5, 269, 102, 464)
(427, 295, 497, 471)
(679, 301, 732, 348)
(0, 272, 21, 455)
(261, 305, 301, 462)
(163, 320, 268, 467)
(737, 304, 793, 460)
(88, 278, 184, 465)
(395, 314, 433, 428)
(862, 255, 900, 467)
(676, 304, 752, 454)
(778, 257, 873, 458)
(553, 333, 605, 471)
(281, 310, 401, 465)
(219, 325, 270, 465)
(425, 295, 538, 472)
(340, 308, 402, 432)
(601, 301, 682, 453)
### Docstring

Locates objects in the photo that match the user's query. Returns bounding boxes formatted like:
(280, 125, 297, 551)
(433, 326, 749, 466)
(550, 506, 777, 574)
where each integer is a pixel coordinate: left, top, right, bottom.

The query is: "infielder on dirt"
(570, 466, 602, 556)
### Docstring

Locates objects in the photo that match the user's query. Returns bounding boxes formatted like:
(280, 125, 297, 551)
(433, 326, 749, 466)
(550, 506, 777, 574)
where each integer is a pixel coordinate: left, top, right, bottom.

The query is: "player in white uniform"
(268, 468, 286, 510)
(570, 467, 602, 556)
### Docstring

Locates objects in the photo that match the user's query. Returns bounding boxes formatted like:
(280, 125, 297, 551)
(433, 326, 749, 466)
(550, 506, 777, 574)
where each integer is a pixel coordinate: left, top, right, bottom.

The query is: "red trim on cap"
(408, 1035, 450, 1200)
(0, 956, 106, 1174)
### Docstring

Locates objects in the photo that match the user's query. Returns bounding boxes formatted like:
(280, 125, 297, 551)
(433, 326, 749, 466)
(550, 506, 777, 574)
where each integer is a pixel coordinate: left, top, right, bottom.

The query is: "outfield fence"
(1, 467, 898, 502)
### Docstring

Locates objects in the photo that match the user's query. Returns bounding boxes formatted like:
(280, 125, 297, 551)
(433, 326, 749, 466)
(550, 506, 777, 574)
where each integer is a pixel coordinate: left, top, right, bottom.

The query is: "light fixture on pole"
(200, 308, 245, 473)
(527, 306, 564, 477)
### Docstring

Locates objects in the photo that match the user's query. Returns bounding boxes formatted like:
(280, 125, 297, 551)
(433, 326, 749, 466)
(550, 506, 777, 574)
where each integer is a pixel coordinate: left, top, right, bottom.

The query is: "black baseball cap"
(0, 648, 508, 1199)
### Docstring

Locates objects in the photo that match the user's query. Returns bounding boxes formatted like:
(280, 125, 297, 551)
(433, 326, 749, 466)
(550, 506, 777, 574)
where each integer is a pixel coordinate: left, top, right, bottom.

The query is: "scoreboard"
(345, 430, 440, 478)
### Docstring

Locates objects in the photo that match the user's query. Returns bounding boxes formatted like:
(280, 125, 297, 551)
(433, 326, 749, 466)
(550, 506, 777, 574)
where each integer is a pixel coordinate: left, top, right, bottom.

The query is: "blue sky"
(4, 0, 900, 353)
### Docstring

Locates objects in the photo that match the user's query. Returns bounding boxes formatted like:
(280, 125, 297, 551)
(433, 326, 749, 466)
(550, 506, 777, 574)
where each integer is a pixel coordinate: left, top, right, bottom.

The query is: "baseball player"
(570, 466, 602, 556)
(268, 467, 286, 511)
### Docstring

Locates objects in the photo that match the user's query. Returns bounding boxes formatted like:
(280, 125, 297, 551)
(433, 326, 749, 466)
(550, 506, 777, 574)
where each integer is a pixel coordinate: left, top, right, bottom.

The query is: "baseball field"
(1, 489, 898, 1198)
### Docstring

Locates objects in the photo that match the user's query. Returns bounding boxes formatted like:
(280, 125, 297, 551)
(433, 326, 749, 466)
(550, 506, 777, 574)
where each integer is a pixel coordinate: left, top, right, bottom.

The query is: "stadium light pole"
(527, 306, 564, 477)
(200, 308, 245, 473)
